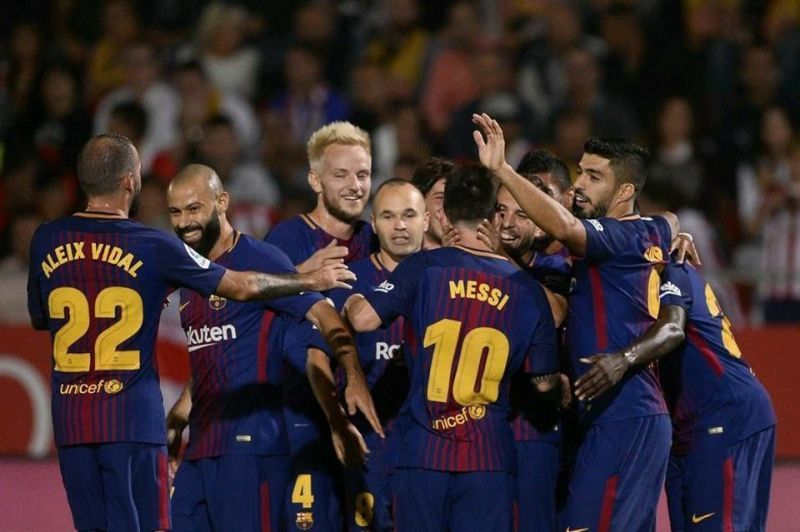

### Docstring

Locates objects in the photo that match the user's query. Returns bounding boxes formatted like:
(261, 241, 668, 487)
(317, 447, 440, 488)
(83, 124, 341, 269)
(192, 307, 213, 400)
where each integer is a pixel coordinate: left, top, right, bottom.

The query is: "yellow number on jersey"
(704, 284, 742, 357)
(48, 286, 143, 372)
(424, 319, 510, 405)
(647, 269, 661, 319)
(354, 492, 374, 527)
(292, 474, 314, 509)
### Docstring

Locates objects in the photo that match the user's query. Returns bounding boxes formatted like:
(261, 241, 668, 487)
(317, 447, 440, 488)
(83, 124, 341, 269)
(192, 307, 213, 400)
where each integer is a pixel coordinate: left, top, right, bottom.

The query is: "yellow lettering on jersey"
(40, 242, 87, 278)
(42, 242, 143, 279)
(448, 280, 509, 310)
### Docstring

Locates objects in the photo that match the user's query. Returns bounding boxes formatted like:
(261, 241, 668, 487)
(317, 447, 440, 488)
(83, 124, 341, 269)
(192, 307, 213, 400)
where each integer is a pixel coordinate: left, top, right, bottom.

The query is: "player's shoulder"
(267, 214, 314, 236)
(232, 233, 295, 267)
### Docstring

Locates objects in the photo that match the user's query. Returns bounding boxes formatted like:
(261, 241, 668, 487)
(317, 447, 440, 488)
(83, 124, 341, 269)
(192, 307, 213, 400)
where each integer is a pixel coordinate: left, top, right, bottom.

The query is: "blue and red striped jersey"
(510, 247, 572, 442)
(27, 215, 226, 446)
(329, 253, 410, 445)
(178, 234, 323, 460)
(658, 262, 776, 454)
(566, 216, 671, 425)
(265, 214, 377, 265)
(365, 246, 557, 472)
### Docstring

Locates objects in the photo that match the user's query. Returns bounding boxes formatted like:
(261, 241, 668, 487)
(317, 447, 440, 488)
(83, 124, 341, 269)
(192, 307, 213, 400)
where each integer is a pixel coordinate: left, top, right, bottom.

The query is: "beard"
(129, 192, 141, 218)
(322, 192, 363, 224)
(176, 208, 222, 257)
(571, 197, 609, 219)
(532, 234, 554, 251)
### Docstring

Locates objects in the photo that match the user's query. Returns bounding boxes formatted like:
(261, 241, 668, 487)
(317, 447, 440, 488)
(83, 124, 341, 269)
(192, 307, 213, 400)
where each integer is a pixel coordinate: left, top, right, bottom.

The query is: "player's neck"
(207, 220, 237, 261)
(84, 198, 128, 218)
(452, 226, 493, 253)
(307, 205, 357, 240)
(423, 233, 442, 250)
(607, 200, 638, 221)
(376, 248, 411, 272)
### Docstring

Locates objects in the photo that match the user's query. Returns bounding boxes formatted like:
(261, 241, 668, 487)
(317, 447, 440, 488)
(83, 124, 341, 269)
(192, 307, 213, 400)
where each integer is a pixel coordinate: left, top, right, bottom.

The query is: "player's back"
(368, 246, 557, 472)
(658, 262, 776, 453)
(27, 215, 224, 446)
(566, 216, 671, 425)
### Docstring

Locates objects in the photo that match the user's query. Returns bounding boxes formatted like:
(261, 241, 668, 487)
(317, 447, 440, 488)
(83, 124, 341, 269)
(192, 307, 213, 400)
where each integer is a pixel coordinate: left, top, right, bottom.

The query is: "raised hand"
(472, 113, 508, 172)
(670, 233, 702, 266)
(296, 239, 349, 273)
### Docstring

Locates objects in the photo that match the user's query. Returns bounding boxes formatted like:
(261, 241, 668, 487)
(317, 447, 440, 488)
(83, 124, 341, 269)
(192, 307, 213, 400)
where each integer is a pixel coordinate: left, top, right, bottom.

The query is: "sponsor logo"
(59, 379, 124, 395)
(186, 324, 237, 352)
(644, 245, 664, 263)
(691, 512, 715, 523)
(183, 243, 210, 268)
(659, 281, 682, 298)
(296, 512, 314, 530)
(588, 219, 604, 232)
(374, 280, 394, 293)
(375, 342, 400, 360)
(431, 405, 486, 431)
(208, 294, 227, 310)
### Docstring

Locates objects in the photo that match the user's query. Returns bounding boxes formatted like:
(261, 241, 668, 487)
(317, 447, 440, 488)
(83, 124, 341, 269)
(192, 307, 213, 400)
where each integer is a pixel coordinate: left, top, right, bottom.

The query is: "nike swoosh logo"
(179, 301, 190, 312)
(187, 343, 215, 352)
(566, 528, 589, 532)
(692, 512, 715, 523)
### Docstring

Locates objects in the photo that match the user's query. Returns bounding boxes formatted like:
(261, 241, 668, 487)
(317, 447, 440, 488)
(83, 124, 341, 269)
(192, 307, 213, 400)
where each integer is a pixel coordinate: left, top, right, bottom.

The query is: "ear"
(122, 173, 135, 194)
(217, 191, 230, 214)
(617, 182, 636, 203)
(422, 209, 430, 232)
(308, 170, 322, 194)
(370, 211, 377, 233)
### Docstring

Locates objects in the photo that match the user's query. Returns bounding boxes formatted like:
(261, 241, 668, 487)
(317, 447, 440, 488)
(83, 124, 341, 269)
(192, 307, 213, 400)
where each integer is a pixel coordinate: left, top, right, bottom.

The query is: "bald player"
(321, 179, 428, 531)
(27, 135, 355, 532)
(165, 165, 379, 531)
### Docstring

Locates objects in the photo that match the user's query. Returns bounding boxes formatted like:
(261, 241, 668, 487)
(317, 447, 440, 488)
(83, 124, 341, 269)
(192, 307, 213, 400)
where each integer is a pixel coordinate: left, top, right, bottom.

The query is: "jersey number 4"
(424, 318, 510, 405)
(48, 286, 143, 372)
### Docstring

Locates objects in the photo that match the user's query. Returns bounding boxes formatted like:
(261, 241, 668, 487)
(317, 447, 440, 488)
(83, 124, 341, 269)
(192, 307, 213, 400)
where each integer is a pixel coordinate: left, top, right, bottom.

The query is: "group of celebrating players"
(28, 112, 775, 531)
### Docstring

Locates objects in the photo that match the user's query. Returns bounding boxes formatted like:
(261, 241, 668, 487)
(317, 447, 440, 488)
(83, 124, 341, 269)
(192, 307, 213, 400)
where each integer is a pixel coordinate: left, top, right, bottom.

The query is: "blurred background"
(0, 1, 798, 529)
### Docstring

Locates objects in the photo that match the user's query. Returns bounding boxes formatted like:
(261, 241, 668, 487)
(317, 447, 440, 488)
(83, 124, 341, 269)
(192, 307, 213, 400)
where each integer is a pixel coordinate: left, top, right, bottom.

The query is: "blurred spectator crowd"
(1, 0, 799, 324)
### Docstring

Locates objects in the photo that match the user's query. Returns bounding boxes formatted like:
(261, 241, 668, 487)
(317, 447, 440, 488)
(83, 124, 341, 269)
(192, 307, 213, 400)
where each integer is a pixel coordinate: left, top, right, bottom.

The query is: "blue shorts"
(57, 442, 170, 532)
(284, 410, 344, 531)
(393, 468, 514, 532)
(171, 454, 288, 532)
(559, 415, 671, 532)
(514, 440, 559, 532)
(665, 425, 775, 531)
(344, 433, 395, 531)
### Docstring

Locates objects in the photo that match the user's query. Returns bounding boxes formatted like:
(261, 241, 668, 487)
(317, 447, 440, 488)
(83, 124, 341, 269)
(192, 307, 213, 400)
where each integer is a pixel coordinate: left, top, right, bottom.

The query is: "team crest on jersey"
(374, 280, 394, 293)
(104, 379, 124, 394)
(659, 281, 682, 298)
(468, 404, 486, 420)
(208, 294, 227, 310)
(644, 245, 664, 263)
(295, 512, 314, 530)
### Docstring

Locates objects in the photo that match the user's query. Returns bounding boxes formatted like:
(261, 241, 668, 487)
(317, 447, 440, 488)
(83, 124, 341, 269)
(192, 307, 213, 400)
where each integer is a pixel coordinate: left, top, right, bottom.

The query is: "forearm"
(342, 294, 382, 332)
(217, 270, 317, 301)
(618, 306, 686, 368)
(309, 301, 365, 383)
(168, 378, 193, 421)
(494, 163, 586, 254)
(306, 348, 349, 428)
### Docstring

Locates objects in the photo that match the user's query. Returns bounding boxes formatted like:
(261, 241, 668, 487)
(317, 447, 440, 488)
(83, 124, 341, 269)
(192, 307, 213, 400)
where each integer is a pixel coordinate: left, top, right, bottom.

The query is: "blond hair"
(307, 121, 371, 173)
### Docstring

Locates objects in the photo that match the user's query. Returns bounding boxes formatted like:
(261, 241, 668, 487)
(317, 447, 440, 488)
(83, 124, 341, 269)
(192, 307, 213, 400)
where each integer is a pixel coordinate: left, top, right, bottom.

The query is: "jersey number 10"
(424, 318, 510, 406)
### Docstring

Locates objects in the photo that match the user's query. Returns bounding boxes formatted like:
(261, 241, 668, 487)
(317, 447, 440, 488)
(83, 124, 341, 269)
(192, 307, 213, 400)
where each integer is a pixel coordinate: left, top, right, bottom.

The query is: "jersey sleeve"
(659, 262, 694, 311)
(283, 319, 330, 374)
(246, 241, 324, 319)
(364, 253, 423, 325)
(327, 286, 352, 311)
(155, 235, 227, 296)
(524, 288, 559, 375)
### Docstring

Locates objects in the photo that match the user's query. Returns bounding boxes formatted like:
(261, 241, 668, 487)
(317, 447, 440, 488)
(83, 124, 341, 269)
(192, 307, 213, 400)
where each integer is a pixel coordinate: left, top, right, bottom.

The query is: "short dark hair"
(77, 134, 137, 196)
(516, 149, 571, 194)
(110, 101, 148, 142)
(412, 157, 457, 197)
(583, 137, 649, 192)
(444, 164, 496, 224)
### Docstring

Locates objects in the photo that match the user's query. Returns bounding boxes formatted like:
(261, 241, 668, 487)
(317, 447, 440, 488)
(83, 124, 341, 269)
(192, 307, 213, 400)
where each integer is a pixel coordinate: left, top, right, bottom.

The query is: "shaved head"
(169, 164, 224, 197)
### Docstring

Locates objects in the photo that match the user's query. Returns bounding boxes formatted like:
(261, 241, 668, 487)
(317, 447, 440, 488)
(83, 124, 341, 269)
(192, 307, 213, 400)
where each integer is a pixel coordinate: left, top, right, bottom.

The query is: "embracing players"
(27, 135, 355, 531)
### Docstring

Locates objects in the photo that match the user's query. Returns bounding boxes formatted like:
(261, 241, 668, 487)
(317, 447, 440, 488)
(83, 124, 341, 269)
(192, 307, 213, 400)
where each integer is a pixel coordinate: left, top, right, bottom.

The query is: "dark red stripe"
(589, 266, 608, 351)
(723, 456, 734, 532)
(257, 311, 276, 383)
(261, 481, 272, 531)
(158, 450, 171, 529)
(687, 326, 724, 377)
(598, 474, 618, 532)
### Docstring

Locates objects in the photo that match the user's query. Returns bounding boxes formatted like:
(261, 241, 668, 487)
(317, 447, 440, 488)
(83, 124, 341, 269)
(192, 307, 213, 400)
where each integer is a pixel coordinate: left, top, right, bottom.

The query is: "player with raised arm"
(163, 165, 378, 531)
(473, 113, 677, 530)
(495, 158, 571, 532)
(26, 135, 357, 531)
(265, 121, 378, 530)
(344, 165, 559, 532)
(573, 260, 776, 531)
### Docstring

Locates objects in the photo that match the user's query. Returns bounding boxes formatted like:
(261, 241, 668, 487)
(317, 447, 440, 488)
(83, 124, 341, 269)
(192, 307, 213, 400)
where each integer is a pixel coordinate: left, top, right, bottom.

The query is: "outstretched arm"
(215, 263, 356, 301)
(306, 300, 384, 438)
(472, 113, 588, 256)
(342, 293, 382, 333)
(574, 305, 687, 401)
